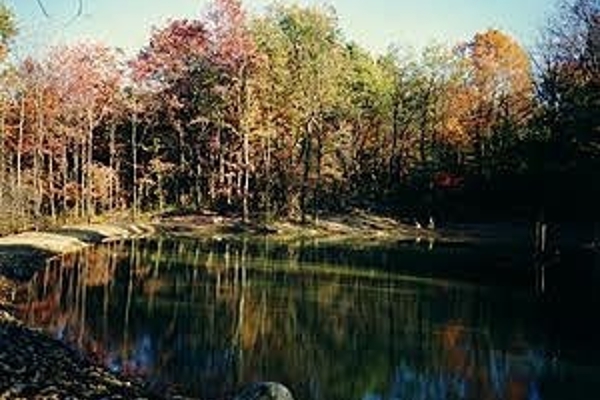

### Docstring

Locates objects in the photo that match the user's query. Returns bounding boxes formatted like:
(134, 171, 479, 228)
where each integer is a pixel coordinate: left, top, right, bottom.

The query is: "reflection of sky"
(366, 333, 549, 400)
(359, 351, 548, 400)
(104, 334, 154, 376)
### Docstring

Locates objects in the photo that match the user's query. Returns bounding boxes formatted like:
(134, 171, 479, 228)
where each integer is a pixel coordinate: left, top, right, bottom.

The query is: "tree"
(456, 29, 534, 179)
(206, 0, 257, 221)
(45, 43, 121, 219)
(536, 0, 599, 219)
(131, 18, 213, 209)
(251, 5, 345, 221)
(337, 44, 395, 207)
(0, 3, 15, 60)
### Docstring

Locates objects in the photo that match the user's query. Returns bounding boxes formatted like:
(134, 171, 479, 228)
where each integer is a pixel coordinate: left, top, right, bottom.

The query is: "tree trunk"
(17, 96, 25, 196)
(0, 103, 5, 202)
(313, 128, 323, 223)
(48, 153, 56, 220)
(109, 122, 116, 213)
(86, 110, 94, 221)
(79, 135, 86, 219)
(33, 87, 44, 220)
(300, 120, 312, 225)
(389, 97, 400, 189)
(175, 120, 186, 207)
(242, 128, 249, 222)
(131, 112, 138, 220)
(62, 143, 68, 216)
(264, 132, 272, 221)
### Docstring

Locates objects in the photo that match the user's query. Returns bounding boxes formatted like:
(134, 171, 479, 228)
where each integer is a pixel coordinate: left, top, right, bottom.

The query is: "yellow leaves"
(443, 29, 535, 152)
(468, 29, 534, 103)
(442, 116, 469, 147)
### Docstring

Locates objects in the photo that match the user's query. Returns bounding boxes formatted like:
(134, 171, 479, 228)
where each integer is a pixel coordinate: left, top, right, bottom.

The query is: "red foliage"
(434, 172, 464, 189)
(131, 19, 209, 85)
(206, 0, 256, 71)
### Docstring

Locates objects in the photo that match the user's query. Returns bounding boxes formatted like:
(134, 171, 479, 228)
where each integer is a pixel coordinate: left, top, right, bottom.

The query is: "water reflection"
(14, 238, 600, 400)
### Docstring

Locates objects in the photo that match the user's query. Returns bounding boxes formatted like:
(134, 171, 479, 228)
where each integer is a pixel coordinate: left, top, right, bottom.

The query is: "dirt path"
(152, 209, 532, 246)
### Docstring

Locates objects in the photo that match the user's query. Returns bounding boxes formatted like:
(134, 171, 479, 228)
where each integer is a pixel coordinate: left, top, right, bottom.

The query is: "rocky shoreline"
(0, 212, 537, 399)
(0, 222, 297, 400)
(0, 224, 168, 399)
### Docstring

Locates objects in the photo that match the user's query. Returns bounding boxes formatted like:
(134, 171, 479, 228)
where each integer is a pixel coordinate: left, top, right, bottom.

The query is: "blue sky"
(5, 0, 557, 57)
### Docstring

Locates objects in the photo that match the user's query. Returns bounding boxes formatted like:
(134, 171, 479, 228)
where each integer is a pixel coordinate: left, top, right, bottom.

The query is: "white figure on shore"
(427, 216, 435, 230)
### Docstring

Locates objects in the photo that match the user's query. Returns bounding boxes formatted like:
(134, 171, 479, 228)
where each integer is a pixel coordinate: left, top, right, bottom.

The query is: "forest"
(0, 0, 597, 233)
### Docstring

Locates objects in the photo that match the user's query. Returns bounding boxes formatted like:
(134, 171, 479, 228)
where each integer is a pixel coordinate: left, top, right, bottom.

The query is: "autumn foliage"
(0, 0, 597, 232)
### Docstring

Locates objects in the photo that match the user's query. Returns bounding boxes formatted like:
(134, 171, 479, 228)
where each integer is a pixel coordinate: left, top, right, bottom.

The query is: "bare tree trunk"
(242, 129, 249, 222)
(131, 112, 138, 220)
(195, 161, 202, 210)
(0, 103, 5, 201)
(109, 122, 116, 213)
(79, 136, 86, 219)
(33, 87, 44, 220)
(239, 65, 250, 222)
(174, 119, 186, 208)
(264, 132, 272, 221)
(86, 110, 94, 221)
(313, 128, 322, 223)
(157, 169, 165, 213)
(48, 153, 56, 220)
(62, 143, 68, 217)
(300, 118, 313, 224)
(17, 96, 25, 195)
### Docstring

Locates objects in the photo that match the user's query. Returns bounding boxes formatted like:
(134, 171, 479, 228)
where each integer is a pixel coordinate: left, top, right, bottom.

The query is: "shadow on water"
(13, 236, 600, 400)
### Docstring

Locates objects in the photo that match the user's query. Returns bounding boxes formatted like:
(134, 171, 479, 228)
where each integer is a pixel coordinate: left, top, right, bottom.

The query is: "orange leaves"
(446, 29, 535, 156)
(464, 29, 534, 107)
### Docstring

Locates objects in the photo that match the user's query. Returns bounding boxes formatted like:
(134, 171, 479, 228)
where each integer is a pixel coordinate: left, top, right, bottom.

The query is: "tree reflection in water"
(14, 237, 597, 400)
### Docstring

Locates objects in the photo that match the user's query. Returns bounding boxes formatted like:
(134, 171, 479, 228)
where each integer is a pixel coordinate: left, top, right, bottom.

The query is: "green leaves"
(0, 3, 15, 61)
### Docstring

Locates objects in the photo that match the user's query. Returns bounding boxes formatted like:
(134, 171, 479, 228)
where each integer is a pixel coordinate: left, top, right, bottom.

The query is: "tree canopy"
(0, 0, 597, 232)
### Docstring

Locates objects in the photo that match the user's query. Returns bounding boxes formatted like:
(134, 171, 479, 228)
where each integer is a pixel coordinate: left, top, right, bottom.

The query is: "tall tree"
(456, 29, 534, 178)
(537, 0, 599, 219)
(252, 5, 345, 221)
(206, 0, 257, 221)
(45, 43, 121, 219)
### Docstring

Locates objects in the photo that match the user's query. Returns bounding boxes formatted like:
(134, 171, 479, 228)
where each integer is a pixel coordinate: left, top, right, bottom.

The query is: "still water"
(16, 237, 600, 400)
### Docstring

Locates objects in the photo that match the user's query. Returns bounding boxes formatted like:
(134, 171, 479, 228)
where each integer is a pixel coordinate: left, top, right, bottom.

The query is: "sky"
(4, 0, 558, 58)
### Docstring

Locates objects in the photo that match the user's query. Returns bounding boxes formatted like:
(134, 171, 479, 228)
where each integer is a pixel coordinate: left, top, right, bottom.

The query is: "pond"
(15, 237, 600, 400)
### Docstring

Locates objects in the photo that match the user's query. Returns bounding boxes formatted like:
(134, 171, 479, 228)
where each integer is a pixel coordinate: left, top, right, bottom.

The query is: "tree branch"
(35, 0, 50, 17)
(35, 0, 84, 24)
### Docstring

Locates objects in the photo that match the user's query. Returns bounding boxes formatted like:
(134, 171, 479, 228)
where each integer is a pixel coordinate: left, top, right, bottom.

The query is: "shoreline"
(151, 209, 533, 246)
(0, 223, 168, 399)
(0, 217, 320, 399)
(0, 211, 564, 399)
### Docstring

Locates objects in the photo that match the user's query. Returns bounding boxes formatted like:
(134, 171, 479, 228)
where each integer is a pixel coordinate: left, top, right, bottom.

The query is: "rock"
(233, 382, 294, 400)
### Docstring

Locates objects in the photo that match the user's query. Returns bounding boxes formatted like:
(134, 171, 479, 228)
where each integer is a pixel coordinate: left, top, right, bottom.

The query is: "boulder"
(233, 382, 294, 400)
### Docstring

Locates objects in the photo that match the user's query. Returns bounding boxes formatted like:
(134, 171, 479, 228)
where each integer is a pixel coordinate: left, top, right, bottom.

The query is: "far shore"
(151, 209, 535, 245)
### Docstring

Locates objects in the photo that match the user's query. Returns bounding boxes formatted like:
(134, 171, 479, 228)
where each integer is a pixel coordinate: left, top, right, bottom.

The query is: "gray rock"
(233, 382, 294, 400)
